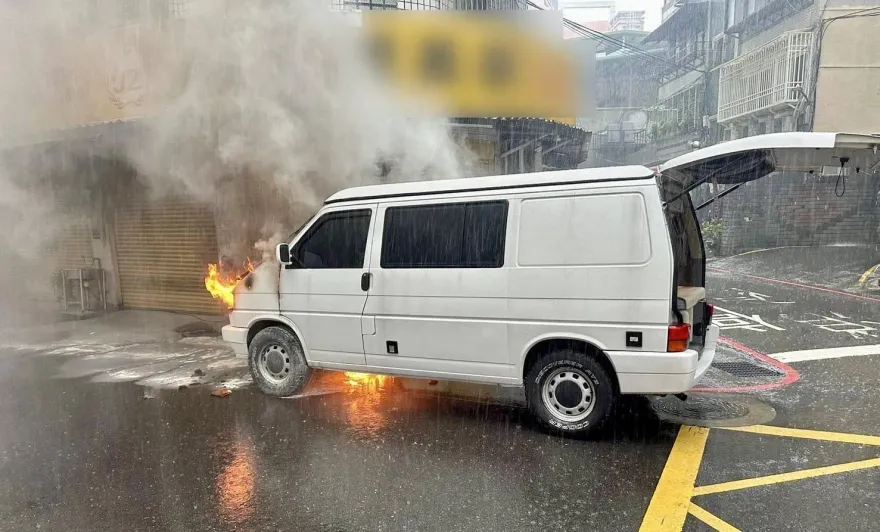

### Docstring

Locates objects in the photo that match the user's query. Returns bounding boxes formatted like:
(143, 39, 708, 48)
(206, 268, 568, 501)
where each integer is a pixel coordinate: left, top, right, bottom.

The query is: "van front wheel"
(525, 350, 616, 435)
(248, 326, 312, 397)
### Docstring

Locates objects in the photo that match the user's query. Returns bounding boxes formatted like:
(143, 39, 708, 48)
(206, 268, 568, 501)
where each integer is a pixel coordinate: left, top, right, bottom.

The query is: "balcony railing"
(717, 30, 813, 123)
(593, 127, 648, 149)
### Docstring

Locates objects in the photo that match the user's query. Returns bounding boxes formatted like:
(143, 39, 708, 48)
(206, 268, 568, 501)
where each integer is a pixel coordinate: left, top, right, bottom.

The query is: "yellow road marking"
(639, 426, 710, 532)
(859, 263, 879, 285)
(737, 248, 771, 256)
(718, 424, 880, 446)
(688, 503, 741, 532)
(693, 457, 880, 496)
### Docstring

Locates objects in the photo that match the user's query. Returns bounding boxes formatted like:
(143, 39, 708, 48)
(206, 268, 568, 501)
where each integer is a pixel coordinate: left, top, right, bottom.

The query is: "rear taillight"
(706, 303, 714, 323)
(667, 323, 690, 352)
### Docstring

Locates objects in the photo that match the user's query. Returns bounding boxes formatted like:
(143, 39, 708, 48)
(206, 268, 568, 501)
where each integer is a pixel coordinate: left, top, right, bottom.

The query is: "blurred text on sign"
(360, 11, 584, 120)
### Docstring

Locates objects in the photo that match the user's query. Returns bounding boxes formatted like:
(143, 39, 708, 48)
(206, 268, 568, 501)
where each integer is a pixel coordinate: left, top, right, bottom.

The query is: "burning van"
(218, 132, 880, 435)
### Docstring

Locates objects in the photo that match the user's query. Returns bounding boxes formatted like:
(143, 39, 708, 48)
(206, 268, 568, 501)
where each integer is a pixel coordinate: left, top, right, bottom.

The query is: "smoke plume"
(0, 0, 469, 314)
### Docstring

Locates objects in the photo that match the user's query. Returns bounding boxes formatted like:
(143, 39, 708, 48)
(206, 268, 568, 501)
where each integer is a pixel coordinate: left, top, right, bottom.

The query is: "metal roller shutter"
(49, 217, 95, 270)
(114, 195, 221, 314)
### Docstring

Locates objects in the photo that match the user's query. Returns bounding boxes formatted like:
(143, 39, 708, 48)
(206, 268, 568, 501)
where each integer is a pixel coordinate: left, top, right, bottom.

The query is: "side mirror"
(276, 243, 291, 265)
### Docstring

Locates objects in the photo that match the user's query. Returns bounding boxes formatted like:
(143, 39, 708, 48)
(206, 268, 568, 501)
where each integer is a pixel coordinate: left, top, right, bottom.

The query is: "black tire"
(524, 348, 616, 435)
(248, 326, 313, 397)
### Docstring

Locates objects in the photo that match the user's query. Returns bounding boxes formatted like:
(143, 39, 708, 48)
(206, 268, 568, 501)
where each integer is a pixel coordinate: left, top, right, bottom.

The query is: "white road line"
(769, 344, 880, 363)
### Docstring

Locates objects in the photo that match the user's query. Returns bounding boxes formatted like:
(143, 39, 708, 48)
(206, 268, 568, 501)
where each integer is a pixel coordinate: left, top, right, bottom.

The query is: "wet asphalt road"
(0, 351, 679, 532)
(1, 254, 878, 531)
(707, 266, 880, 353)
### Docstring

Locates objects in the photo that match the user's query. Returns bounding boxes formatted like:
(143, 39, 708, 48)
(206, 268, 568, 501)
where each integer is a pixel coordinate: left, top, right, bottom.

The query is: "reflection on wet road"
(216, 433, 257, 525)
(0, 351, 676, 531)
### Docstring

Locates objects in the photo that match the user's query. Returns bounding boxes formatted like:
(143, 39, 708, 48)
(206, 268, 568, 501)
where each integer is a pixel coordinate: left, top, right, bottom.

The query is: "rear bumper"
(607, 324, 719, 394)
(222, 325, 249, 356)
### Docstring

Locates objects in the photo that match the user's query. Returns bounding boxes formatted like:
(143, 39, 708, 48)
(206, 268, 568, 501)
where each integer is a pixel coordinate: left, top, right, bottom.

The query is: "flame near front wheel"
(204, 259, 255, 308)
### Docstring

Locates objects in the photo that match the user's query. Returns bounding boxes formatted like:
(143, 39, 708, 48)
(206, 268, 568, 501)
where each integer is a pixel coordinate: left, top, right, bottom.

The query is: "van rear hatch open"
(657, 132, 880, 348)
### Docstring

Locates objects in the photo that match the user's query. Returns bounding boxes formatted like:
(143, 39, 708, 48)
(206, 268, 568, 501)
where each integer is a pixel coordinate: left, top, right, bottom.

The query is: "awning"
(642, 1, 709, 44)
(0, 118, 142, 152)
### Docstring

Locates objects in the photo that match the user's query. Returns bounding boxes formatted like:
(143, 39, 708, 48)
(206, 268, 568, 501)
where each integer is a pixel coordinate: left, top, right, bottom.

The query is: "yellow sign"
(362, 11, 578, 119)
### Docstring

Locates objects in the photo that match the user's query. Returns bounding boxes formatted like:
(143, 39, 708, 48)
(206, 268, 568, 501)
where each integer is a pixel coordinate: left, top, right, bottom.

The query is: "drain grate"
(713, 361, 783, 378)
(653, 396, 750, 421)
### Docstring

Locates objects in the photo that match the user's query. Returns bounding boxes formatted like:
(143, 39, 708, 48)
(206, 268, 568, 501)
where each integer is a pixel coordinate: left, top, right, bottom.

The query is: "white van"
(222, 132, 880, 434)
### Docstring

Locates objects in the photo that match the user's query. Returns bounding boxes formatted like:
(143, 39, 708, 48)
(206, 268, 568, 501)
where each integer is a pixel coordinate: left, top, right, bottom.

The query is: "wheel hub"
(542, 368, 596, 423)
(266, 351, 285, 374)
(259, 345, 291, 382)
(554, 380, 583, 408)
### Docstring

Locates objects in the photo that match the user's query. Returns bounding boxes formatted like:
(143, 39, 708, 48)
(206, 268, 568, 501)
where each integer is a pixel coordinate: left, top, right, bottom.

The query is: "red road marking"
(692, 336, 800, 393)
(708, 267, 880, 303)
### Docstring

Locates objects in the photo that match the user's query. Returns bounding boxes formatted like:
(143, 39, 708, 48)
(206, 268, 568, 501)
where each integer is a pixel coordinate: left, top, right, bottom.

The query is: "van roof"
(324, 165, 656, 204)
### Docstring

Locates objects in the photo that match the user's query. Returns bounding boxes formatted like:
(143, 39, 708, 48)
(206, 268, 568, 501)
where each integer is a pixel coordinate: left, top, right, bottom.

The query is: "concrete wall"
(720, 173, 880, 255)
(812, 7, 880, 133)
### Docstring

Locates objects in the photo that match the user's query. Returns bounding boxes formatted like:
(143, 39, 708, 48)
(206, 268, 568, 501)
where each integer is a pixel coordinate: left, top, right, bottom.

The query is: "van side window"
(293, 210, 371, 269)
(381, 201, 507, 268)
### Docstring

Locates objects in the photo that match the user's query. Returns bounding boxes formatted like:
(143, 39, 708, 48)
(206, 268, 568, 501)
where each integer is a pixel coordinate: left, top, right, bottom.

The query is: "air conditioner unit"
(57, 268, 107, 313)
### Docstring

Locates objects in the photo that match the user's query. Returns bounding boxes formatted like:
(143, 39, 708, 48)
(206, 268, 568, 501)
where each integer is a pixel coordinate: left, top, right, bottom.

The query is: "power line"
(526, 0, 705, 74)
(561, 19, 672, 66)
(564, 16, 706, 74)
(565, 18, 697, 72)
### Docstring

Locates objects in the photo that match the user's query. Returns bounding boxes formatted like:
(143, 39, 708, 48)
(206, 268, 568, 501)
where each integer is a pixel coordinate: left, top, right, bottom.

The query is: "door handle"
(361, 272, 372, 292)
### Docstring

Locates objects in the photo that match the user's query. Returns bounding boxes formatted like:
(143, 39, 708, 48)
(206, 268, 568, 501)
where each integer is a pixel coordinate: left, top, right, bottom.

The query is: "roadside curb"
(692, 337, 800, 393)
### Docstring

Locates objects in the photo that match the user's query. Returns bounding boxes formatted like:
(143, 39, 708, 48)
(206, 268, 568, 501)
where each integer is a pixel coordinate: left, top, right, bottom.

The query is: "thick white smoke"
(0, 0, 470, 313)
(116, 0, 467, 261)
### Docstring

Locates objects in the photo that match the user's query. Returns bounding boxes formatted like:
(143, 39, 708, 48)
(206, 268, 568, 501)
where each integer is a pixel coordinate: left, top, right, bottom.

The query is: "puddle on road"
(651, 392, 776, 428)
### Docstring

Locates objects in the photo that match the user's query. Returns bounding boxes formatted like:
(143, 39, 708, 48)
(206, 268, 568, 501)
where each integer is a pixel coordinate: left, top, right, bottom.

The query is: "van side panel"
(357, 182, 673, 386)
(508, 184, 673, 377)
(362, 197, 515, 381)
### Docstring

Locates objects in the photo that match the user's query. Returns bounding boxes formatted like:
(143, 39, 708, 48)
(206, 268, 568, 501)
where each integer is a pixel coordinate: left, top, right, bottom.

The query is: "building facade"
(714, 0, 880, 253)
(601, 0, 880, 254)
(580, 30, 664, 167)
(610, 10, 645, 31)
(639, 0, 727, 164)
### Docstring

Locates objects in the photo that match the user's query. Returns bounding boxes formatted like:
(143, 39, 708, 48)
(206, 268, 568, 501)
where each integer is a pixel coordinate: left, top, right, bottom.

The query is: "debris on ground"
(210, 388, 231, 398)
(192, 369, 205, 377)
(178, 385, 188, 391)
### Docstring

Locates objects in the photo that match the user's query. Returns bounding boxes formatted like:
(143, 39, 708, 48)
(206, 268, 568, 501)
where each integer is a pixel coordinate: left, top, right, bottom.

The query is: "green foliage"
(701, 218, 723, 253)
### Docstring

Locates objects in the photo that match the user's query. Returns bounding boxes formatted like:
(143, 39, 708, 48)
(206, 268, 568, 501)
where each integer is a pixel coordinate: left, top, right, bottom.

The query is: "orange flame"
(205, 259, 255, 308)
(344, 372, 388, 389)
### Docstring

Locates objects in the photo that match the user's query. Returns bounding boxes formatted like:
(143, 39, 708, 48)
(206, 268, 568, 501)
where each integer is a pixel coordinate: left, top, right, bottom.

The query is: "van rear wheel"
(525, 349, 616, 435)
(248, 326, 312, 397)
